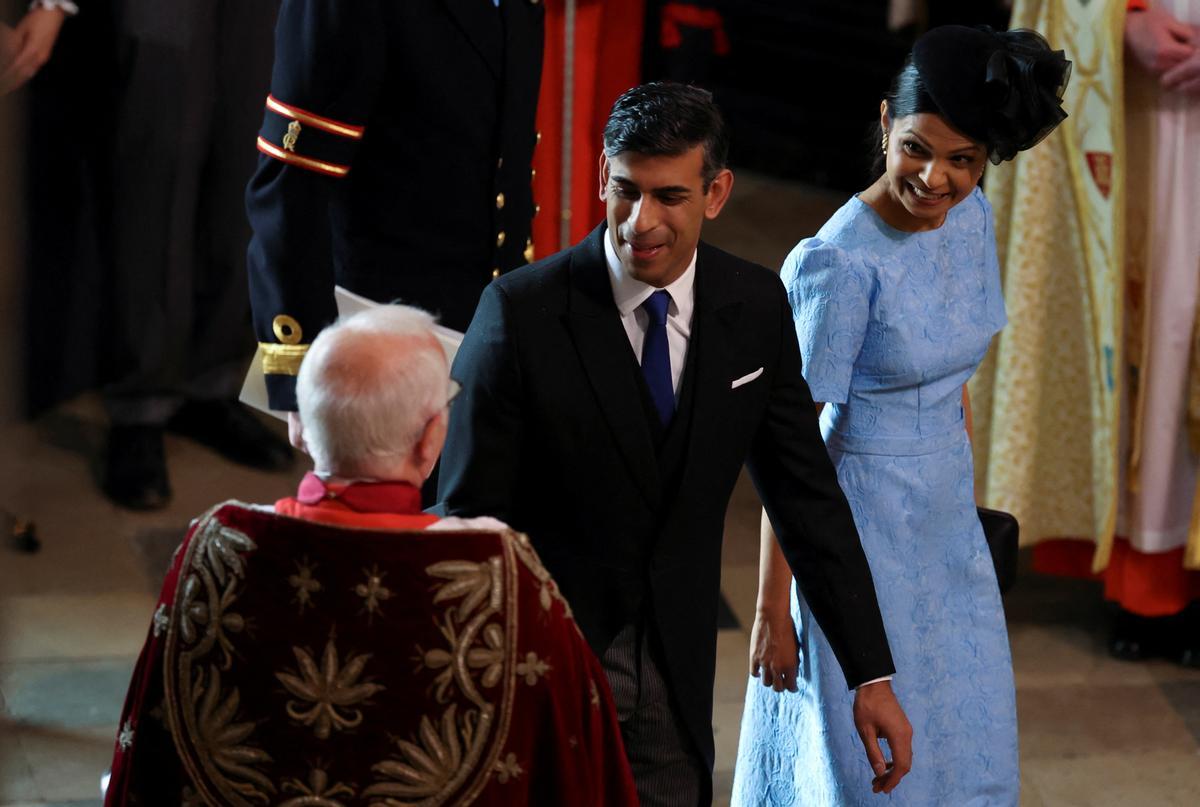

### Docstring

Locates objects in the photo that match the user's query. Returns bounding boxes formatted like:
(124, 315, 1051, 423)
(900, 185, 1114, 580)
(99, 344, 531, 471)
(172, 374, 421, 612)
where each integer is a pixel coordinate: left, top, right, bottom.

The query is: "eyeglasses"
(446, 379, 462, 409)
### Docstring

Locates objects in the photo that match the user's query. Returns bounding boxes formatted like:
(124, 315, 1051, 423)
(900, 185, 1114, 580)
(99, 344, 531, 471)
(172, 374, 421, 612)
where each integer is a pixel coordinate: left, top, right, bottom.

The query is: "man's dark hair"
(603, 82, 729, 190)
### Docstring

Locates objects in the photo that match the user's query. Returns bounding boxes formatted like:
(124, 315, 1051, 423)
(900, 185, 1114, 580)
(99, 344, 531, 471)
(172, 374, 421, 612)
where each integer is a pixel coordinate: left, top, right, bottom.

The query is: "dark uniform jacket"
(437, 224, 896, 771)
(247, 0, 545, 410)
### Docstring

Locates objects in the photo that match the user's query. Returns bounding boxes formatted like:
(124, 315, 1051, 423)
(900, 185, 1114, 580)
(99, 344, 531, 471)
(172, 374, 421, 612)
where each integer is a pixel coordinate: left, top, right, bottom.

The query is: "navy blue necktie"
(640, 290, 675, 426)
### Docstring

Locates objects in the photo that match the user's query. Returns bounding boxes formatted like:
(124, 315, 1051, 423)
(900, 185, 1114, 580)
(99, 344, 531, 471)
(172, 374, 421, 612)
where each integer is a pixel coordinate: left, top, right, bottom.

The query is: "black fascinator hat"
(911, 25, 1072, 163)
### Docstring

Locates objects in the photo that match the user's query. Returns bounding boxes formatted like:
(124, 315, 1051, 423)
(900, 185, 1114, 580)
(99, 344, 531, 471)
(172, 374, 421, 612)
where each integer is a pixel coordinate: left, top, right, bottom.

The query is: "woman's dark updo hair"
(871, 61, 940, 177)
(871, 26, 1072, 175)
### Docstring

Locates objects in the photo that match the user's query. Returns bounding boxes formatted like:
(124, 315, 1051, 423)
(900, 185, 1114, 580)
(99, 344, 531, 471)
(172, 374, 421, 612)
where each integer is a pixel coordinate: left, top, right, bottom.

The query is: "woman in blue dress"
(733, 27, 1071, 806)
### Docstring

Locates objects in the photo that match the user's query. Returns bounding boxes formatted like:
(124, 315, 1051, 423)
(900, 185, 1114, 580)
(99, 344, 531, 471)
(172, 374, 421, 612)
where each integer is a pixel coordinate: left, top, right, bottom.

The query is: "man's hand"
(749, 608, 800, 692)
(286, 411, 307, 454)
(0, 8, 67, 95)
(1125, 6, 1195, 77)
(853, 681, 913, 795)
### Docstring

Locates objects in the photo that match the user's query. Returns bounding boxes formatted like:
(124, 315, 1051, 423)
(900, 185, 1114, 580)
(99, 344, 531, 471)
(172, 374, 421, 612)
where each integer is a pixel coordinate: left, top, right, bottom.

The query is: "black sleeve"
(435, 282, 525, 520)
(745, 276, 896, 689)
(245, 0, 385, 410)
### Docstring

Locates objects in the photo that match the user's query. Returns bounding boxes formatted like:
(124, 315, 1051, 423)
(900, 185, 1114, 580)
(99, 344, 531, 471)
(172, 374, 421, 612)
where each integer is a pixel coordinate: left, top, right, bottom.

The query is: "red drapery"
(531, 0, 645, 259)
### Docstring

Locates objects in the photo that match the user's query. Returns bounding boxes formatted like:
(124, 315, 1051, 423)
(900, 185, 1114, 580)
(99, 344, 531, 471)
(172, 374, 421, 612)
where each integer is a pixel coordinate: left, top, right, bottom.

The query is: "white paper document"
(239, 286, 465, 421)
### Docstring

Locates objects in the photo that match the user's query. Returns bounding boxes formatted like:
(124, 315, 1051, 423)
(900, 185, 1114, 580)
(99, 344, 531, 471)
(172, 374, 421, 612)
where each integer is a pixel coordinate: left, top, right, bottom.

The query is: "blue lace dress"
(732, 188, 1019, 806)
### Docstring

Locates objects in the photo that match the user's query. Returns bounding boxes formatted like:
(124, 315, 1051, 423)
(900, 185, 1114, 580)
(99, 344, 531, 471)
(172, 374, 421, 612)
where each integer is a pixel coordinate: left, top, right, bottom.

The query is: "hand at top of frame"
(0, 8, 67, 95)
(853, 680, 913, 795)
(1161, 28, 1200, 96)
(1125, 5, 1195, 77)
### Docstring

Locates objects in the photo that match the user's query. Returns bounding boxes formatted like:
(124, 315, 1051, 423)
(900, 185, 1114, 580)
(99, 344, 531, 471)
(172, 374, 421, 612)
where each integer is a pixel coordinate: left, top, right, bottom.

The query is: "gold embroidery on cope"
(515, 652, 549, 685)
(280, 768, 356, 806)
(511, 532, 572, 617)
(289, 557, 322, 614)
(275, 636, 385, 740)
(162, 510, 275, 804)
(366, 542, 519, 803)
(152, 604, 169, 637)
(494, 752, 523, 784)
(354, 564, 393, 621)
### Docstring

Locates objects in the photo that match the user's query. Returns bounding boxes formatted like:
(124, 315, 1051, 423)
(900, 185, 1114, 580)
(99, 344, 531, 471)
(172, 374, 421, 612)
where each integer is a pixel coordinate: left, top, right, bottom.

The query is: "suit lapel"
(664, 244, 743, 525)
(565, 226, 662, 510)
(441, 0, 504, 79)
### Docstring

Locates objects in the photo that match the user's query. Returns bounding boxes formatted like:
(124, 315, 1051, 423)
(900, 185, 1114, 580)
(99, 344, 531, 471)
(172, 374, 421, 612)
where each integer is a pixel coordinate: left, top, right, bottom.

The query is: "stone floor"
(2, 172, 1199, 806)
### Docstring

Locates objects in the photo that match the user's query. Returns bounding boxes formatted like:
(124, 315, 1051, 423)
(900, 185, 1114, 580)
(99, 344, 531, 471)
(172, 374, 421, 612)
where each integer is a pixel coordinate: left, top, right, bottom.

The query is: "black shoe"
(1109, 607, 1176, 662)
(1109, 608, 1152, 661)
(167, 399, 294, 471)
(103, 425, 172, 510)
(1174, 603, 1200, 668)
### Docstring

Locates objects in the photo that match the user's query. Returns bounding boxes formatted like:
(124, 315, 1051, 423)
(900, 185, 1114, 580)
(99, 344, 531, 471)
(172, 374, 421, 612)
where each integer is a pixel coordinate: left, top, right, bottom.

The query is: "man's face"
(599, 145, 733, 288)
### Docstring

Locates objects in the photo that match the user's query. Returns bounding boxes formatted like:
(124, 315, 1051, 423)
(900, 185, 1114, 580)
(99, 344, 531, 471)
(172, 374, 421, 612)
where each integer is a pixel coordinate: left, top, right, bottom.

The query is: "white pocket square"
(731, 367, 764, 389)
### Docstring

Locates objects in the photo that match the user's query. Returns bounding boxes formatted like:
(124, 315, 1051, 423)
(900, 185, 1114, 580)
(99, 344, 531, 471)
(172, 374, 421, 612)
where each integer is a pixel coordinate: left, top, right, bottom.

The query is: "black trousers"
(601, 621, 710, 806)
(105, 0, 278, 424)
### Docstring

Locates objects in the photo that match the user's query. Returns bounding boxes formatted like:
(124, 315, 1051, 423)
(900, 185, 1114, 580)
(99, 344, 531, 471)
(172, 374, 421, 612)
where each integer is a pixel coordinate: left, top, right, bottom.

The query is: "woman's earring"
(881, 131, 889, 154)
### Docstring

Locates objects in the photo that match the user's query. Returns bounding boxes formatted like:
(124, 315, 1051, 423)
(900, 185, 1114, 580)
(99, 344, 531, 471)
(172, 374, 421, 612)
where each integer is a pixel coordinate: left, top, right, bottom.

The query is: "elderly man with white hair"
(276, 304, 462, 529)
(103, 304, 639, 807)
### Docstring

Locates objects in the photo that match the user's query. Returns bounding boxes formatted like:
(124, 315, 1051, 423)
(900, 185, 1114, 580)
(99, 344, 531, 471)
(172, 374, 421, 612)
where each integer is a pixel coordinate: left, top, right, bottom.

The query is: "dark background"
(15, 0, 1010, 415)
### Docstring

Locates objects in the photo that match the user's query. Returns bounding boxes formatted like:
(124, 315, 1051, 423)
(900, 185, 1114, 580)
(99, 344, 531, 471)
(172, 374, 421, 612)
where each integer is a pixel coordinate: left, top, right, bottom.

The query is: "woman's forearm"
(756, 509, 794, 615)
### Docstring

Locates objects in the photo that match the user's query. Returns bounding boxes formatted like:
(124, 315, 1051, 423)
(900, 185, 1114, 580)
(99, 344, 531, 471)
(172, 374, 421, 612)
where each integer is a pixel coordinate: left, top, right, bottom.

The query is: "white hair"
(296, 305, 448, 476)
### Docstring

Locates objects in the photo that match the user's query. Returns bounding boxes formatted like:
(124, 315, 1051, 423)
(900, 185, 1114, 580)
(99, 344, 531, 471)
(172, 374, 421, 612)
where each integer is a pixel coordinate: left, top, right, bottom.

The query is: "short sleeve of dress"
(977, 190, 1009, 336)
(780, 239, 873, 404)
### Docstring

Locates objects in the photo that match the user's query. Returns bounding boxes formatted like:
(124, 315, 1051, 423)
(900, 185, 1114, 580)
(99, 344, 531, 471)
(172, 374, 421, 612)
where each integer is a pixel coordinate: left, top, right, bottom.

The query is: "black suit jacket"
(438, 224, 894, 768)
(247, 0, 544, 409)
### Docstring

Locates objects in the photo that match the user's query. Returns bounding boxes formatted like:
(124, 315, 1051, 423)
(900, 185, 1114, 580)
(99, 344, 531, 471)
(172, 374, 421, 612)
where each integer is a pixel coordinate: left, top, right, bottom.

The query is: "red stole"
(274, 472, 439, 530)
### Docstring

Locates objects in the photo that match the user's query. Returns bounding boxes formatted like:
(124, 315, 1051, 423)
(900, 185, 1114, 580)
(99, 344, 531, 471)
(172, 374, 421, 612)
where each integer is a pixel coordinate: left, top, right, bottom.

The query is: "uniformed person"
(101, 0, 292, 510)
(247, 0, 545, 412)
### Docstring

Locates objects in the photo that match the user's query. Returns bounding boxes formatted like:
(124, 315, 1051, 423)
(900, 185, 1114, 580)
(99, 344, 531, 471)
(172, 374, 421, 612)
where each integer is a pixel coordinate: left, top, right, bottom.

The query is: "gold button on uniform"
(496, 231, 506, 247)
(524, 238, 535, 263)
(496, 192, 505, 209)
(530, 169, 536, 180)
(492, 268, 501, 278)
(534, 204, 541, 217)
(536, 131, 542, 144)
(272, 314, 303, 344)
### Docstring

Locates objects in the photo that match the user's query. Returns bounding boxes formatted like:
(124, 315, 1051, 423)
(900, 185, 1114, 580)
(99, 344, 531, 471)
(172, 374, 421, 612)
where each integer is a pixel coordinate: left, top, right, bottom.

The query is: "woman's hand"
(0, 8, 67, 95)
(749, 607, 800, 692)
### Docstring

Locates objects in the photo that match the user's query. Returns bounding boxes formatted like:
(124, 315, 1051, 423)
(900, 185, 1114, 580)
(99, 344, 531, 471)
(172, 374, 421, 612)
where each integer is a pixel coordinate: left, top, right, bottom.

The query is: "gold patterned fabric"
(103, 502, 638, 806)
(970, 0, 1127, 570)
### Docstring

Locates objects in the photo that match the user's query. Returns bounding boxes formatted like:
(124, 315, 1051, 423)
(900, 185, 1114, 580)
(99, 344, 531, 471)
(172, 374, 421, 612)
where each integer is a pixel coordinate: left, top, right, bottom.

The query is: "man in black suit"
(247, 0, 544, 416)
(437, 83, 912, 805)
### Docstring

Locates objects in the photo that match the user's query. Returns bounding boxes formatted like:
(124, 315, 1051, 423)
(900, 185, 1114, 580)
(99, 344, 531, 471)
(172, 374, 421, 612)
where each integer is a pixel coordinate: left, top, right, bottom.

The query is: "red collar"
(295, 472, 424, 515)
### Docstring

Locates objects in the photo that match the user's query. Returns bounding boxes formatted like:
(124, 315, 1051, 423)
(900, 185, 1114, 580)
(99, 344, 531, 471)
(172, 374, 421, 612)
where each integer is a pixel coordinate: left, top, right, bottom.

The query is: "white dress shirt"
(603, 230, 696, 399)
